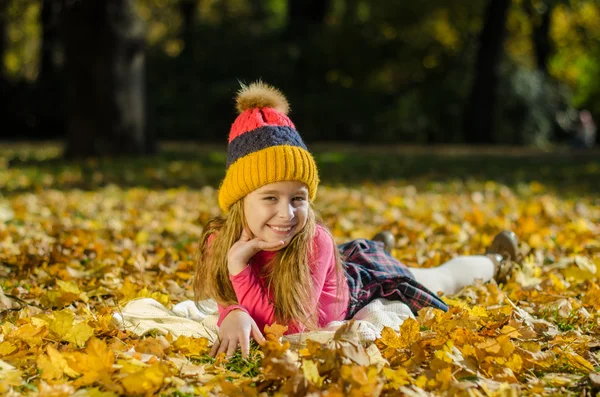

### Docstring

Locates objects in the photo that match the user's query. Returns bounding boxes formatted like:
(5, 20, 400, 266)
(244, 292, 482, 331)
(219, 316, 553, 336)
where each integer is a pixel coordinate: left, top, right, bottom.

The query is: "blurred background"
(0, 0, 599, 157)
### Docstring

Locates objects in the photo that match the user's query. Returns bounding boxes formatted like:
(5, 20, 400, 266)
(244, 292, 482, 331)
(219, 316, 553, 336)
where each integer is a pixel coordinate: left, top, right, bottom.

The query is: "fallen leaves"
(1, 149, 599, 396)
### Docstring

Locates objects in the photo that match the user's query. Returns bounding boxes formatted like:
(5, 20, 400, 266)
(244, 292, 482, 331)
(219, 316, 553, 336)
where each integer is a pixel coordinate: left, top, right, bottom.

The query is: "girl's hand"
(227, 229, 284, 275)
(209, 309, 266, 358)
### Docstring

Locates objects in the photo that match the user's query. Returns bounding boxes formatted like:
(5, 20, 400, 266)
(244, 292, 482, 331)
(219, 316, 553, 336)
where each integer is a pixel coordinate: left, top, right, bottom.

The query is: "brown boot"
(485, 231, 519, 283)
(372, 231, 395, 253)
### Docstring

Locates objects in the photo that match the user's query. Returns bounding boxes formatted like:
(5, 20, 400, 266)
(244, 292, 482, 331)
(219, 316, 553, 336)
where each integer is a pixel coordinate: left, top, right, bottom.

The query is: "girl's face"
(243, 181, 309, 250)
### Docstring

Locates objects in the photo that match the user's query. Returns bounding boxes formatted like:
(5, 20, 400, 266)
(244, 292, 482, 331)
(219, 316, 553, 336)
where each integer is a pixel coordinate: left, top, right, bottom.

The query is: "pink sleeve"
(229, 265, 277, 334)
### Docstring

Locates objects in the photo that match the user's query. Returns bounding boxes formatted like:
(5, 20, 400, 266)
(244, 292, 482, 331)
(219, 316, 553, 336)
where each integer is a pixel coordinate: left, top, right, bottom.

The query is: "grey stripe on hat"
(227, 125, 308, 168)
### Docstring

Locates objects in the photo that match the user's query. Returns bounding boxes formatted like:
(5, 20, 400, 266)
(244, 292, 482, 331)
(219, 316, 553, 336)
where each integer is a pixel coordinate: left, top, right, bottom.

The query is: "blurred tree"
(341, 0, 358, 25)
(39, 0, 60, 85)
(179, 0, 197, 55)
(0, 0, 6, 86)
(525, 0, 556, 75)
(463, 0, 511, 144)
(250, 0, 266, 22)
(36, 0, 63, 136)
(62, 0, 154, 157)
(288, 0, 330, 29)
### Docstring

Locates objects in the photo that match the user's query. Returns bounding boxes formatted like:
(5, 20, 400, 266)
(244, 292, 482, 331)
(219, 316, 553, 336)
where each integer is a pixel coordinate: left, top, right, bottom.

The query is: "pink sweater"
(217, 224, 350, 334)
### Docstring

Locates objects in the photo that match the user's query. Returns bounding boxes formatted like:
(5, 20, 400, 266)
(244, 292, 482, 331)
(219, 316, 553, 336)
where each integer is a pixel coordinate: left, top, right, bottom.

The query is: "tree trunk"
(36, 0, 64, 137)
(62, 0, 153, 158)
(463, 0, 511, 144)
(0, 0, 7, 86)
(525, 0, 554, 75)
(179, 0, 197, 55)
(250, 0, 266, 22)
(39, 0, 61, 85)
(342, 0, 358, 26)
(288, 0, 330, 30)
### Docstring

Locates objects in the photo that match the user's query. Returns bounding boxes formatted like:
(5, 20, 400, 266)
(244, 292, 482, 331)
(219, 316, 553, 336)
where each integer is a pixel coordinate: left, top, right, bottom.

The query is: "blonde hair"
(193, 200, 344, 331)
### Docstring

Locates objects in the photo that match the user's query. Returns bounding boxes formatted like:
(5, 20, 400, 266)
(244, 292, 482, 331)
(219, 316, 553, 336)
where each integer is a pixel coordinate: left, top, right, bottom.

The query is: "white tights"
(409, 255, 495, 295)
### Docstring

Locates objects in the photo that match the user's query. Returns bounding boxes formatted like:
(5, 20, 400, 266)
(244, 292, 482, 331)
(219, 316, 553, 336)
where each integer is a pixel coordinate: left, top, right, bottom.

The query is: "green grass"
(1, 142, 599, 197)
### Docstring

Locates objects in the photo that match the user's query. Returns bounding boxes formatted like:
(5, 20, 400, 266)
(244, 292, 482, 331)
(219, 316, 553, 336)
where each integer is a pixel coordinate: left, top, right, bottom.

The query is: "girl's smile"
(268, 224, 296, 235)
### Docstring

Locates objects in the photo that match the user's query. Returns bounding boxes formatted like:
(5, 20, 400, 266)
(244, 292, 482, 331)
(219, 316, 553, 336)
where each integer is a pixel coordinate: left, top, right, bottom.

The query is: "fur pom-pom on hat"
(235, 81, 290, 115)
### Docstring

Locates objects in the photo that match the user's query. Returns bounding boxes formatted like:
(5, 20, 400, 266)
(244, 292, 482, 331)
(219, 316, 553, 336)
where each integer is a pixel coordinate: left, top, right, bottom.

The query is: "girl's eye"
(263, 197, 277, 201)
(293, 197, 305, 201)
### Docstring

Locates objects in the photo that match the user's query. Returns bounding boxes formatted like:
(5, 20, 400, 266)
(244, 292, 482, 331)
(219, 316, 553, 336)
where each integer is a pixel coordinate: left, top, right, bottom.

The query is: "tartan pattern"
(340, 239, 449, 319)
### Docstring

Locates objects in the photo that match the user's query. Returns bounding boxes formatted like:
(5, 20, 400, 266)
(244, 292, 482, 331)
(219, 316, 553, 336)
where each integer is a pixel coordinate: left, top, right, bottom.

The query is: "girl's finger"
(250, 322, 266, 345)
(217, 338, 229, 356)
(209, 340, 220, 357)
(226, 339, 238, 358)
(240, 334, 250, 358)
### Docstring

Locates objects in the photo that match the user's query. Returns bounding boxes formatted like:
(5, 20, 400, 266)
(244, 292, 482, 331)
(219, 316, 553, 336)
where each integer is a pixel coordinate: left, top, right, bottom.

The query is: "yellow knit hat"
(218, 82, 319, 212)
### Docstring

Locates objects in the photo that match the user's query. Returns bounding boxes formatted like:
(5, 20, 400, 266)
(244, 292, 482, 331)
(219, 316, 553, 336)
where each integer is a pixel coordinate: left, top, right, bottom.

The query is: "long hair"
(193, 200, 344, 331)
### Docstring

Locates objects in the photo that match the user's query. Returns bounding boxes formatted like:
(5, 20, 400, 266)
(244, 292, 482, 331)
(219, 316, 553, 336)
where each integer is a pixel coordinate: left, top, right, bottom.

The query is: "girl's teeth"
(271, 226, 292, 231)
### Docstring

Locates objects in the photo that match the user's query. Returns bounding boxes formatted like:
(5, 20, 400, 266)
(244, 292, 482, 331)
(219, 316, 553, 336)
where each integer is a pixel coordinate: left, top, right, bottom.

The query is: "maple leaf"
(41, 279, 89, 308)
(37, 345, 80, 380)
(302, 359, 324, 387)
(65, 338, 116, 386)
(172, 335, 209, 356)
(264, 323, 288, 341)
(120, 362, 170, 395)
(10, 322, 48, 347)
(47, 309, 94, 347)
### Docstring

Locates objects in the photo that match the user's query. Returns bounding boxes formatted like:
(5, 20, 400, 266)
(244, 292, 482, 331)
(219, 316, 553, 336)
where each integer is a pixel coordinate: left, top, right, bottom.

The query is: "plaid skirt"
(340, 238, 449, 319)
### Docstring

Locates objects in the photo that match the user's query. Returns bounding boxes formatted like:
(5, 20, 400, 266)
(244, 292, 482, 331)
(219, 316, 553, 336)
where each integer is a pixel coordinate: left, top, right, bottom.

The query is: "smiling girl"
(193, 81, 519, 358)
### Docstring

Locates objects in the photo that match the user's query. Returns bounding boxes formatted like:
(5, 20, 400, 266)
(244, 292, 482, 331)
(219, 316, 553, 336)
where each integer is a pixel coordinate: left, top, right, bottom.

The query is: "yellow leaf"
(379, 327, 403, 349)
(37, 345, 80, 380)
(566, 352, 595, 372)
(549, 273, 566, 292)
(49, 310, 75, 338)
(0, 360, 22, 393)
(434, 340, 454, 363)
(468, 305, 489, 318)
(382, 367, 412, 388)
(66, 338, 115, 386)
(415, 374, 428, 389)
(12, 323, 47, 347)
(0, 341, 17, 356)
(302, 359, 323, 387)
(461, 344, 476, 357)
(49, 310, 94, 347)
(477, 338, 501, 354)
(506, 353, 523, 374)
(173, 336, 209, 356)
(398, 318, 421, 346)
(136, 230, 150, 244)
(435, 367, 453, 390)
(500, 325, 521, 339)
(57, 279, 81, 294)
(63, 321, 94, 348)
(120, 362, 169, 395)
(264, 323, 288, 340)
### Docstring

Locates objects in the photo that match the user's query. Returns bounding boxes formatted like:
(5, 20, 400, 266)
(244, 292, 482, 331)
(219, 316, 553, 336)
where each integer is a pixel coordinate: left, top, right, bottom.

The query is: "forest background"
(2, 0, 600, 149)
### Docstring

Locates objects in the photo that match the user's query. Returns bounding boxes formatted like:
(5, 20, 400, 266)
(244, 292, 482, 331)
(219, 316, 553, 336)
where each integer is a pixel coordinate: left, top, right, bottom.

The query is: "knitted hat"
(218, 81, 319, 212)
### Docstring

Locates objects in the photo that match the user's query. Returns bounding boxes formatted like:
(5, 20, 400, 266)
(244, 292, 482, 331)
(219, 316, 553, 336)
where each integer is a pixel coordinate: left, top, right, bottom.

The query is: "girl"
(193, 81, 519, 358)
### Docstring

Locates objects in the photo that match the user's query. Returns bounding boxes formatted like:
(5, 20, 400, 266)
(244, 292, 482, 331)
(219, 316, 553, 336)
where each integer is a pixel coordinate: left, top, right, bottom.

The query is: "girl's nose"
(278, 201, 295, 219)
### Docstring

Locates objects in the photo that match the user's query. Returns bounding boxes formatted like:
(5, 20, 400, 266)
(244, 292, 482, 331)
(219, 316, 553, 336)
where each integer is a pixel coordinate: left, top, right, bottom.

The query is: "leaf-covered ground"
(1, 143, 600, 396)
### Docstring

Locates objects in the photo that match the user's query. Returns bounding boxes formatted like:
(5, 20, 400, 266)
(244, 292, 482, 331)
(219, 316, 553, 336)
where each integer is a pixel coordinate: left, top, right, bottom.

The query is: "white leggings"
(409, 255, 495, 295)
